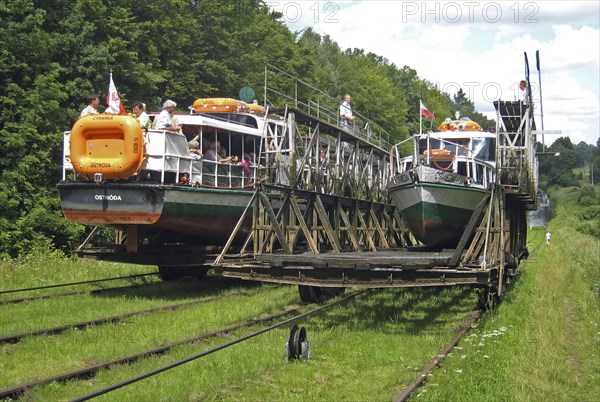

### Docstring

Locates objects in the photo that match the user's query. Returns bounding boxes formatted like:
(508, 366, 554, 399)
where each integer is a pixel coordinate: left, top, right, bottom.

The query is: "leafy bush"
(576, 201, 600, 239)
(577, 222, 600, 239)
(578, 185, 598, 206)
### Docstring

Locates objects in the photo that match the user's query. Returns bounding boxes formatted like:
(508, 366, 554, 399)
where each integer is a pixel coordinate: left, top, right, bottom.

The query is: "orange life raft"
(246, 103, 265, 115)
(70, 114, 144, 180)
(438, 119, 482, 132)
(193, 98, 248, 113)
(423, 148, 454, 171)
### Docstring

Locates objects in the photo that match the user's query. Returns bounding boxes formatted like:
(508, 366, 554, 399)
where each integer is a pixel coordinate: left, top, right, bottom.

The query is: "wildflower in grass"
(455, 346, 463, 350)
(461, 355, 467, 359)
(455, 369, 463, 374)
(478, 342, 485, 347)
(484, 355, 490, 358)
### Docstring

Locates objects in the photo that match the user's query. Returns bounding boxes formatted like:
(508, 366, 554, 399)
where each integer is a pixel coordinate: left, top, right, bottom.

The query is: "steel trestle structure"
(215, 60, 549, 304)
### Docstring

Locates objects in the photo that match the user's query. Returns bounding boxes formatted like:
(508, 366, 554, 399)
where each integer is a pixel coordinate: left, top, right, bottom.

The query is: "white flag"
(106, 72, 126, 115)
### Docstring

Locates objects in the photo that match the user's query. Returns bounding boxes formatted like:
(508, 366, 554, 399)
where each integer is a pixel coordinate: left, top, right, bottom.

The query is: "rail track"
(0, 274, 263, 305)
(1, 277, 275, 343)
(2, 245, 539, 400)
(0, 282, 156, 305)
(1, 296, 225, 344)
(394, 309, 483, 401)
(0, 290, 368, 400)
(393, 234, 543, 400)
(0, 273, 160, 305)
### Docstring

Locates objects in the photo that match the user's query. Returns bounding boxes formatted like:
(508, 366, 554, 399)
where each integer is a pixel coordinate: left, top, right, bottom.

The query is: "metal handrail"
(263, 63, 392, 150)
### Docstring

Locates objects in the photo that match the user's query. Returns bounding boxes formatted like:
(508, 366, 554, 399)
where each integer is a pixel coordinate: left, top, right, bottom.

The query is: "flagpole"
(419, 100, 423, 135)
(536, 50, 545, 151)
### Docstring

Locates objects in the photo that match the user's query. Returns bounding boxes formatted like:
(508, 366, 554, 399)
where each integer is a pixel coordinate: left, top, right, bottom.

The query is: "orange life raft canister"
(70, 114, 144, 180)
(193, 98, 246, 113)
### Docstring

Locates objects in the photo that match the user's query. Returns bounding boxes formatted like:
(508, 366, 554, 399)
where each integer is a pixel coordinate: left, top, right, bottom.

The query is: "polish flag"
(106, 72, 127, 115)
(420, 101, 435, 119)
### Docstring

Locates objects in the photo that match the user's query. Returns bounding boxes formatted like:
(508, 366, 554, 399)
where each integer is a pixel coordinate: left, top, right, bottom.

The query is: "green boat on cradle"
(58, 102, 285, 248)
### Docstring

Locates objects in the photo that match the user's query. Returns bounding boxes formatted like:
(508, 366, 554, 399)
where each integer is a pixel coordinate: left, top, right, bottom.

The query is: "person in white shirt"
(80, 94, 100, 117)
(519, 80, 528, 103)
(154, 99, 181, 132)
(339, 94, 355, 128)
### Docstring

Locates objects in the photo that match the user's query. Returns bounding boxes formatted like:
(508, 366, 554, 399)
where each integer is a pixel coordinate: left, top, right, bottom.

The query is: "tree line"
(0, 0, 596, 257)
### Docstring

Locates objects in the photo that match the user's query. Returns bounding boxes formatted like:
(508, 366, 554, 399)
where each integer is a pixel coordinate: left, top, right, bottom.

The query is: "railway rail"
(1, 297, 220, 344)
(394, 309, 483, 401)
(71, 289, 370, 401)
(393, 233, 543, 400)
(0, 289, 368, 400)
(0, 272, 157, 296)
(0, 282, 155, 305)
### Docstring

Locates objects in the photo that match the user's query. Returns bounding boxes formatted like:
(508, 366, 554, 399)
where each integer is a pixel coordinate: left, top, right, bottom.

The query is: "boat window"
(472, 137, 496, 161)
(203, 113, 258, 129)
(418, 138, 441, 154)
(445, 139, 469, 156)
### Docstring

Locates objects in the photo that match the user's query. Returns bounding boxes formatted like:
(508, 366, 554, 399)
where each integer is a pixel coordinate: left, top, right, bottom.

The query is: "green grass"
(2, 186, 598, 400)
(0, 252, 479, 400)
(1, 282, 296, 389)
(15, 287, 477, 401)
(416, 188, 600, 402)
(0, 249, 158, 299)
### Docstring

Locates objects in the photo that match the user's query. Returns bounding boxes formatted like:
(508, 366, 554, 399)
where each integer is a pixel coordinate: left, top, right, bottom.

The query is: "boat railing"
(62, 129, 256, 188)
(391, 135, 496, 188)
(144, 130, 193, 183)
(62, 131, 73, 180)
(144, 129, 256, 188)
(263, 63, 392, 151)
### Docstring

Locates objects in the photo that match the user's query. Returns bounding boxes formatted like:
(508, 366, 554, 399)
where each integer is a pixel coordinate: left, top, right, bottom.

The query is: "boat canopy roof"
(420, 130, 496, 140)
(173, 113, 265, 136)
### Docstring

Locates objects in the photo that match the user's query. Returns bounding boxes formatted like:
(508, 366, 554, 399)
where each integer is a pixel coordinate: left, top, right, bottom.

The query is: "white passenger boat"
(388, 118, 496, 247)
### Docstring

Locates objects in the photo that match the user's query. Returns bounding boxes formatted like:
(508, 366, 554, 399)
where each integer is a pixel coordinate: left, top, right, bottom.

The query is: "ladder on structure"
(493, 99, 538, 209)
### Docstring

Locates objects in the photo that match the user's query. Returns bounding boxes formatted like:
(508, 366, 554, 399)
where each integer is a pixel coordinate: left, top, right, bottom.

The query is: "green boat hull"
(389, 179, 488, 247)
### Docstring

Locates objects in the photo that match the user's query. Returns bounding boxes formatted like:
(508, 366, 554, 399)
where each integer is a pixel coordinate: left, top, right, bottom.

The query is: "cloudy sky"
(267, 1, 599, 146)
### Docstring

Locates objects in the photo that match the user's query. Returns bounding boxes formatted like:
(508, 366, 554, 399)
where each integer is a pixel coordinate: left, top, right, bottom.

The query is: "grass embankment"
(417, 186, 600, 401)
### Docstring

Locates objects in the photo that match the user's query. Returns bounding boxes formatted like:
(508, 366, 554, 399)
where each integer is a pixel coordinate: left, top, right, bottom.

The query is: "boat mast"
(536, 50, 545, 151)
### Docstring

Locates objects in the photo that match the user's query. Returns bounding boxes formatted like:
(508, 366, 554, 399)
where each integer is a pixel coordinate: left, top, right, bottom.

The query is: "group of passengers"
(198, 139, 255, 180)
(80, 96, 179, 132)
(79, 96, 255, 178)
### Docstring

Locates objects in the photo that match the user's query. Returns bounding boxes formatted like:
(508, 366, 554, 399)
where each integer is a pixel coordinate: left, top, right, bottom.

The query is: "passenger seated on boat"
(239, 153, 253, 180)
(204, 140, 235, 163)
(188, 140, 202, 160)
(154, 99, 182, 132)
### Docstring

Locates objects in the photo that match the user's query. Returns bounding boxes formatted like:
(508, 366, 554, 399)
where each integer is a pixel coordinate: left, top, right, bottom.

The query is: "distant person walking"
(545, 230, 551, 246)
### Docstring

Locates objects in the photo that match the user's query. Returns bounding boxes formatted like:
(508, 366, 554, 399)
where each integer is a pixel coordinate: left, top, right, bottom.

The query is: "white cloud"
(268, 0, 600, 146)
